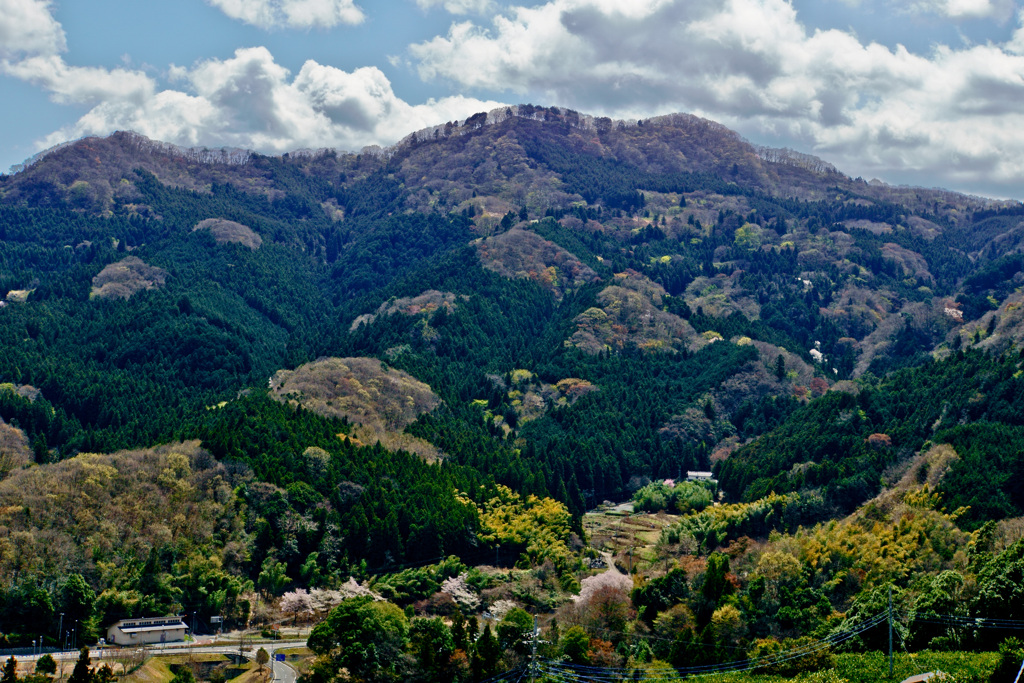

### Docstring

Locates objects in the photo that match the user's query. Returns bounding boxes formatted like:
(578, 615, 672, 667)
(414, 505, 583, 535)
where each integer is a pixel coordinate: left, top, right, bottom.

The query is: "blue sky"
(2, 0, 1024, 198)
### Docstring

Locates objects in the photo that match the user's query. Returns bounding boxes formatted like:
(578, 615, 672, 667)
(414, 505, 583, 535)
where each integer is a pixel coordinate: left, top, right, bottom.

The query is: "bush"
(749, 637, 835, 677)
(633, 480, 714, 514)
(35, 655, 56, 676)
(990, 638, 1024, 683)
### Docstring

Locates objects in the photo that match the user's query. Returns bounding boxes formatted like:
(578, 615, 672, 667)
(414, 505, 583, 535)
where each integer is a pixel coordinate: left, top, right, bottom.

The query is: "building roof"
(110, 616, 187, 633)
(119, 624, 187, 634)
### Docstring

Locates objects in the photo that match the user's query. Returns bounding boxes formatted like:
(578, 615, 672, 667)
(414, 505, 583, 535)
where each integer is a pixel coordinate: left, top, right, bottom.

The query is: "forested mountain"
(0, 105, 1022, 679)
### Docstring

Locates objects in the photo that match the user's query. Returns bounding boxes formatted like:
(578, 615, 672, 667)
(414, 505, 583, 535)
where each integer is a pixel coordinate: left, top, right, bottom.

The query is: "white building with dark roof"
(106, 616, 187, 645)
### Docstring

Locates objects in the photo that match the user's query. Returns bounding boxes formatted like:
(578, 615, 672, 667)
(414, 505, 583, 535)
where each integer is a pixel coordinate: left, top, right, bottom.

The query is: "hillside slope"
(0, 105, 1021, 648)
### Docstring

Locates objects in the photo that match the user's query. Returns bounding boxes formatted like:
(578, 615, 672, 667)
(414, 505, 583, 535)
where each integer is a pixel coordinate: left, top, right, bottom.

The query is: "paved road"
(16, 639, 306, 683)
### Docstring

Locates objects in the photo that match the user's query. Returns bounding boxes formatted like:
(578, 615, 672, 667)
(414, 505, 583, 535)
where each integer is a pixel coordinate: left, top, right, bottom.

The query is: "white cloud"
(205, 0, 365, 29)
(0, 0, 155, 108)
(901, 0, 1015, 20)
(415, 0, 494, 14)
(410, 0, 1024, 193)
(0, 0, 65, 60)
(5, 56, 155, 105)
(0, 0, 497, 157)
(824, 0, 1016, 21)
(37, 47, 504, 155)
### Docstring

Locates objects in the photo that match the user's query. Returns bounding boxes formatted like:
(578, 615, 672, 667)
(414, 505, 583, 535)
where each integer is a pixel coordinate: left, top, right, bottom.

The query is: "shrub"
(990, 638, 1024, 683)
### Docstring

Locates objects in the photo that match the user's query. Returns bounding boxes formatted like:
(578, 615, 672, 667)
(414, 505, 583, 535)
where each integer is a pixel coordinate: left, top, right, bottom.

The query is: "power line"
(477, 665, 529, 683)
(899, 611, 1024, 630)
(487, 606, 1024, 681)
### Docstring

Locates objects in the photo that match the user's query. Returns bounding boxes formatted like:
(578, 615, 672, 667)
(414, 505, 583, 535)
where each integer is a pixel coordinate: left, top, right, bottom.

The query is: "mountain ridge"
(4, 105, 1014, 220)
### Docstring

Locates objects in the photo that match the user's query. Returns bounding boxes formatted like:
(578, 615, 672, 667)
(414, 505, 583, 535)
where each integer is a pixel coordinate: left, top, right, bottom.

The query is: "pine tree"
(472, 624, 500, 680)
(67, 649, 92, 683)
(452, 611, 468, 653)
(2, 656, 18, 683)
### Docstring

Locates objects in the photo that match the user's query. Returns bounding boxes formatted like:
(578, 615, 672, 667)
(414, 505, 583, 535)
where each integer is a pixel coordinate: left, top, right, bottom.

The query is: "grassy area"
(835, 651, 1000, 683)
(226, 663, 264, 683)
(658, 651, 1001, 683)
(122, 656, 175, 683)
(121, 654, 256, 683)
(584, 506, 676, 572)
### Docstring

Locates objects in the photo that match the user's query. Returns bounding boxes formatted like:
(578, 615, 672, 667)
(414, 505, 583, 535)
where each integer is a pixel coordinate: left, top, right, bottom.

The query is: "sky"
(2, 0, 1024, 198)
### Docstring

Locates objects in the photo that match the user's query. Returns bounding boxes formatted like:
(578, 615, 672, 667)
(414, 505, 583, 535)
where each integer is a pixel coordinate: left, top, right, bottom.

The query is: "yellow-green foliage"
(662, 492, 805, 551)
(734, 222, 763, 250)
(789, 504, 970, 589)
(468, 484, 576, 573)
(510, 369, 535, 385)
(0, 441, 243, 586)
(666, 486, 969, 588)
(747, 637, 836, 677)
(903, 484, 944, 510)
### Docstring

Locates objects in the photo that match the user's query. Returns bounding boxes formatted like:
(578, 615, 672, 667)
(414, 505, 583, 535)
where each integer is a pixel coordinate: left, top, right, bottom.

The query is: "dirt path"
(600, 551, 623, 576)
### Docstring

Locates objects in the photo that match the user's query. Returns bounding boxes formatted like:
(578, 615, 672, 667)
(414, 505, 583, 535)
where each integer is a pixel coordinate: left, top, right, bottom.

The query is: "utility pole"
(530, 616, 538, 683)
(888, 584, 893, 678)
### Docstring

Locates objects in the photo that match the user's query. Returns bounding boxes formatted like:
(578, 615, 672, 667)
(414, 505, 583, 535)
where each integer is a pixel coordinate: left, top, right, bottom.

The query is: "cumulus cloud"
(0, 0, 156, 109)
(36, 47, 504, 154)
(415, 0, 494, 14)
(410, 0, 1024, 193)
(0, 0, 65, 59)
(0, 0, 498, 158)
(205, 0, 365, 29)
(6, 56, 155, 105)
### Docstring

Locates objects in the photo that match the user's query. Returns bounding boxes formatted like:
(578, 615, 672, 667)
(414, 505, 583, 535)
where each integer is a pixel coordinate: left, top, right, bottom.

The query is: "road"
(15, 639, 306, 683)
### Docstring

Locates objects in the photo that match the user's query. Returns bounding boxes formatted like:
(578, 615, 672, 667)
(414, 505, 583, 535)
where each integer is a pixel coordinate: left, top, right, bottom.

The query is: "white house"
(106, 616, 188, 645)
